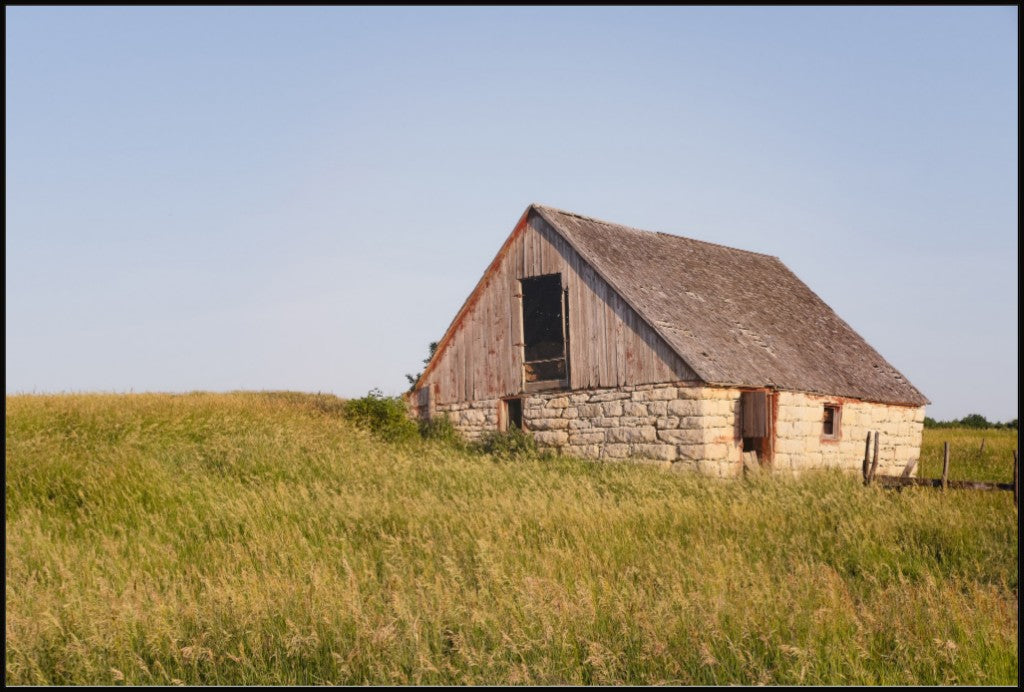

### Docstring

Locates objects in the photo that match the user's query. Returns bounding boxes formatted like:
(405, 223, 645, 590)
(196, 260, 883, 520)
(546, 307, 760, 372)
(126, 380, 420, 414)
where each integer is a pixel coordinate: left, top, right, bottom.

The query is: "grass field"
(5, 393, 1018, 685)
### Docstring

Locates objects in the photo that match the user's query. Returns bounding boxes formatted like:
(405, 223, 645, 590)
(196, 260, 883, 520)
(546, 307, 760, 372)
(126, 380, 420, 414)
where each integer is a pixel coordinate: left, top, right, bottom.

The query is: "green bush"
(344, 389, 419, 443)
(474, 428, 540, 460)
(418, 415, 464, 447)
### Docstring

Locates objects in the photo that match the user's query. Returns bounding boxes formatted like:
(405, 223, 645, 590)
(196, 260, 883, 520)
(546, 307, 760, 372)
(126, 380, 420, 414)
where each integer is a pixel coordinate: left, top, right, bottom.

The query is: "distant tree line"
(923, 413, 1017, 430)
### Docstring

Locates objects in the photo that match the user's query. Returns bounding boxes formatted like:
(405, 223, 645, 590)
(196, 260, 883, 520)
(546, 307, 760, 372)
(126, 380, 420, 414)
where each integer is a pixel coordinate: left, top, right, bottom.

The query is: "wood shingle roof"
(533, 204, 928, 406)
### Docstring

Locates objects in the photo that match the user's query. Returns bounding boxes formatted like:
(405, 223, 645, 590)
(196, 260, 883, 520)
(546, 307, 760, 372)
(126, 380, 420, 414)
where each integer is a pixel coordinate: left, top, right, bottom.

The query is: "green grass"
(5, 393, 1018, 685)
(918, 427, 1018, 483)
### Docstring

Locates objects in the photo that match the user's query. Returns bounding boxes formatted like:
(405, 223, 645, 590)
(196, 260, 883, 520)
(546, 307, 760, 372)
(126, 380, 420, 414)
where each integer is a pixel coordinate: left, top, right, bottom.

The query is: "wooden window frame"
(821, 403, 842, 442)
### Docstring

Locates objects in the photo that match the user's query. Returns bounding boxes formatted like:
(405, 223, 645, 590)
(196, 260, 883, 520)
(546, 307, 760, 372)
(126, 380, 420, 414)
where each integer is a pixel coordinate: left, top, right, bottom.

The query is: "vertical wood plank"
(869, 431, 880, 483)
(863, 431, 872, 484)
(942, 441, 950, 491)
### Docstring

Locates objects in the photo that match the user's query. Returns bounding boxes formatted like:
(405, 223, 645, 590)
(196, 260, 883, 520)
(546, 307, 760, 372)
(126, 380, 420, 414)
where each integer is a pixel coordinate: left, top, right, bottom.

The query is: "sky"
(5, 7, 1018, 421)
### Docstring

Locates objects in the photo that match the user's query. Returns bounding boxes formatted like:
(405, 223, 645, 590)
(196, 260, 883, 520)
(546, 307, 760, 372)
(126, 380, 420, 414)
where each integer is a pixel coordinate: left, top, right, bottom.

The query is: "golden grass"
(5, 393, 1018, 684)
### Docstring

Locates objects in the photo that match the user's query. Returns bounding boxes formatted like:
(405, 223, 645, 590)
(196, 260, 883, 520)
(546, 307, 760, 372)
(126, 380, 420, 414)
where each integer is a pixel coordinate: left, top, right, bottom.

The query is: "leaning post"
(941, 442, 950, 491)
(863, 432, 872, 485)
(868, 431, 880, 484)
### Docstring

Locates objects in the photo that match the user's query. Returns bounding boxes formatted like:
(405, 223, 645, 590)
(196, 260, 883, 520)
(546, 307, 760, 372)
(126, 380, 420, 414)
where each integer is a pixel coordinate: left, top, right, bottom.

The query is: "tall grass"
(5, 393, 1018, 685)
(917, 427, 1018, 483)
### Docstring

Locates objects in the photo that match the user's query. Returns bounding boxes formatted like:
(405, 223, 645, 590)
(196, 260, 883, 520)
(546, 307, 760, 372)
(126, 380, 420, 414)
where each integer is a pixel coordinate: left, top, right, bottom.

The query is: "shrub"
(418, 415, 464, 447)
(474, 428, 539, 460)
(344, 389, 419, 443)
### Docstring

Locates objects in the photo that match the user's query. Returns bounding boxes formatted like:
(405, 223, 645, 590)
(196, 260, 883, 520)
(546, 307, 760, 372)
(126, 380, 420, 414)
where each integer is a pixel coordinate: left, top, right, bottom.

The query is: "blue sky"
(5, 7, 1018, 421)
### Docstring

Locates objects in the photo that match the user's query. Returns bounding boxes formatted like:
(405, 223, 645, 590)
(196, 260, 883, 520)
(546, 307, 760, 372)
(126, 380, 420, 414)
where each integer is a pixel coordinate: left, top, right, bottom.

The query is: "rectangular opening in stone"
(822, 404, 840, 439)
(521, 273, 568, 387)
(502, 397, 523, 431)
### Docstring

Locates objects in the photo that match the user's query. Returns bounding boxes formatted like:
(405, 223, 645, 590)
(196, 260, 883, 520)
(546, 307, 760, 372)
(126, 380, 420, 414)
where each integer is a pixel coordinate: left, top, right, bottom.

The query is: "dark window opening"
(521, 274, 568, 387)
(503, 398, 523, 431)
(742, 436, 757, 453)
(822, 405, 840, 439)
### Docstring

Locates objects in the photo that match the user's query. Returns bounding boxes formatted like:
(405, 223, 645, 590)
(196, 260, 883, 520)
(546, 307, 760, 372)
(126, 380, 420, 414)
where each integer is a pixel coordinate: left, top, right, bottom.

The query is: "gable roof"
(532, 205, 927, 406)
(415, 204, 927, 407)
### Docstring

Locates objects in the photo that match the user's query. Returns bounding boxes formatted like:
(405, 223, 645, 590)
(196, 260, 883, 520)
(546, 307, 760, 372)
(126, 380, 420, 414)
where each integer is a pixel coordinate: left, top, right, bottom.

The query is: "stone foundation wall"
(433, 384, 925, 478)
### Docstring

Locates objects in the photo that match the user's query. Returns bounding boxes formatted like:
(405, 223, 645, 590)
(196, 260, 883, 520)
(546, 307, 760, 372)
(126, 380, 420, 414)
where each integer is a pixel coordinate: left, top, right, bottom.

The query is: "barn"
(408, 204, 928, 477)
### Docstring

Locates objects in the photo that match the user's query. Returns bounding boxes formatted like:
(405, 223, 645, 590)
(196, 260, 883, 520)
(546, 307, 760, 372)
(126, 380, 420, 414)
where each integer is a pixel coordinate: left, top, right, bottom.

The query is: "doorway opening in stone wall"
(500, 397, 523, 432)
(740, 389, 775, 468)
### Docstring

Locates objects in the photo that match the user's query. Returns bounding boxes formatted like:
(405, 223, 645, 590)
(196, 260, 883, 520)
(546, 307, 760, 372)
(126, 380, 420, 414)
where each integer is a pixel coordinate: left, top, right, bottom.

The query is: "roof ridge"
(532, 203, 779, 260)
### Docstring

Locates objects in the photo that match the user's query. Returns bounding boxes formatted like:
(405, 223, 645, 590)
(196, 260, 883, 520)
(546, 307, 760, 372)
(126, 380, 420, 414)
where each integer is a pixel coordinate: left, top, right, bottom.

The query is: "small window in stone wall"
(822, 404, 841, 439)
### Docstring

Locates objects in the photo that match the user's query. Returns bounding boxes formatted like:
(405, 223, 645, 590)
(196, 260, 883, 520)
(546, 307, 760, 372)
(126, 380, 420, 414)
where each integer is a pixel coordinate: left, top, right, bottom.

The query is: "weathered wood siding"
(421, 211, 698, 405)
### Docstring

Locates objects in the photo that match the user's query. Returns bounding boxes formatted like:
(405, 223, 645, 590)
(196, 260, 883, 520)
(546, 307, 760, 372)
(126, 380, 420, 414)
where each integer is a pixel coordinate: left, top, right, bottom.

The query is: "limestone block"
(569, 418, 594, 430)
(701, 415, 732, 429)
(569, 431, 605, 445)
(629, 443, 677, 461)
(703, 443, 729, 460)
(676, 444, 703, 460)
(645, 387, 678, 401)
(703, 399, 732, 417)
(602, 401, 624, 417)
(667, 399, 700, 417)
(462, 409, 486, 425)
(532, 430, 568, 446)
(656, 416, 680, 429)
(562, 407, 580, 419)
(569, 392, 590, 404)
(657, 428, 703, 445)
(547, 397, 569, 409)
(595, 417, 622, 428)
(578, 403, 603, 418)
(603, 443, 631, 458)
(623, 402, 647, 417)
(647, 401, 668, 416)
(620, 416, 655, 427)
(895, 446, 916, 461)
(607, 426, 657, 444)
(565, 444, 600, 459)
(776, 439, 804, 455)
(675, 386, 703, 400)
(589, 391, 632, 403)
(775, 421, 799, 437)
(529, 417, 569, 431)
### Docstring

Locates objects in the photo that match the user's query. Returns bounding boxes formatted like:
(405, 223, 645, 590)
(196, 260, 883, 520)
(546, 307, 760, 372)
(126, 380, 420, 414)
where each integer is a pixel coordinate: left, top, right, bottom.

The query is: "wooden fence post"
(1014, 449, 1018, 508)
(863, 432, 872, 485)
(942, 442, 950, 491)
(979, 438, 986, 453)
(868, 431, 880, 484)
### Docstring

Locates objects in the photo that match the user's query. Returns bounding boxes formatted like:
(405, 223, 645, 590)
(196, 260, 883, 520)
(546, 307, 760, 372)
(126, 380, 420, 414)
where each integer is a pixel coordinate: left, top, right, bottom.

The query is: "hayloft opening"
(521, 274, 568, 389)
